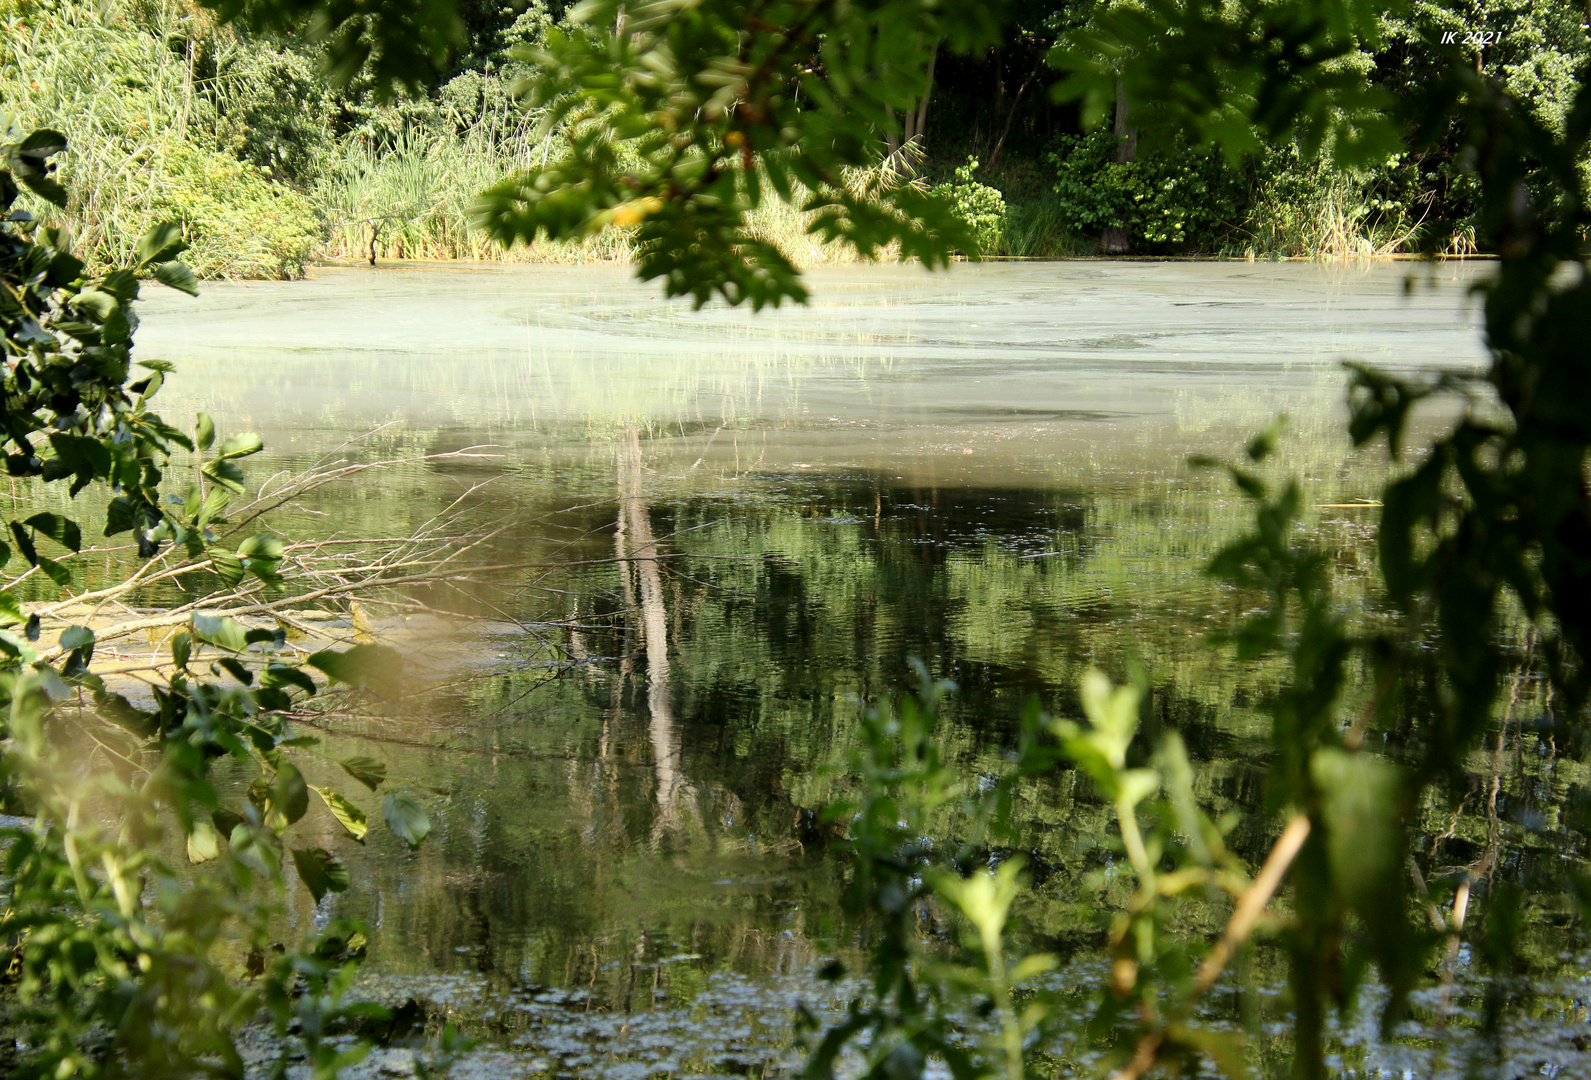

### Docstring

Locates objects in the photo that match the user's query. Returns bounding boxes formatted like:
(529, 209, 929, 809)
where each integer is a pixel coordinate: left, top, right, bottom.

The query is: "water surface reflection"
(136, 263, 1588, 1077)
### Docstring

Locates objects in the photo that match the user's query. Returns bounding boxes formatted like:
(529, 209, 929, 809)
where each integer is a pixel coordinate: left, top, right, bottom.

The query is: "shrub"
(930, 158, 1006, 255)
(154, 143, 320, 277)
(1050, 130, 1243, 252)
(0, 0, 321, 276)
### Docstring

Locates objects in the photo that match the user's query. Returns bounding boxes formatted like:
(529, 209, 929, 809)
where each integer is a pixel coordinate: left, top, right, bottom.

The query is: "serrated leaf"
(237, 534, 284, 561)
(382, 792, 430, 850)
(196, 485, 232, 526)
(151, 260, 199, 296)
(200, 458, 246, 494)
(209, 547, 245, 587)
(135, 221, 186, 267)
(313, 786, 369, 842)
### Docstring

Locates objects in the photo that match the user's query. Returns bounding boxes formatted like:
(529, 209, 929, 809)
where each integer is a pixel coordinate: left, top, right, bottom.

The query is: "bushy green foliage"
(472, 0, 997, 307)
(153, 143, 319, 277)
(930, 158, 1006, 255)
(1049, 131, 1244, 252)
(205, 40, 337, 187)
(0, 125, 439, 1077)
(0, 0, 321, 277)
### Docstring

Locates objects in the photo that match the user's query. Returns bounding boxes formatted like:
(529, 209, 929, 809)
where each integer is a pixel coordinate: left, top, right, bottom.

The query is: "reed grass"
(1239, 167, 1423, 260)
(0, 0, 319, 277)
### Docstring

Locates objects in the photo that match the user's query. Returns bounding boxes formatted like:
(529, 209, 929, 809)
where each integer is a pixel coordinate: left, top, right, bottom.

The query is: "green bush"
(1050, 130, 1243, 252)
(206, 40, 337, 188)
(154, 144, 320, 278)
(0, 0, 321, 276)
(929, 157, 1006, 255)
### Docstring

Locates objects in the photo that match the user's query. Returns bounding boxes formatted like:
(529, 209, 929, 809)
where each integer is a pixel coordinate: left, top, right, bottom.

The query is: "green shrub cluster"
(0, 0, 324, 276)
(1049, 131, 1245, 252)
(143, 143, 317, 277)
(929, 158, 1007, 255)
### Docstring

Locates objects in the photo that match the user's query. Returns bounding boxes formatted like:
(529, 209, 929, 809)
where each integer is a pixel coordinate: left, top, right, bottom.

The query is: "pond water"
(135, 261, 1591, 1078)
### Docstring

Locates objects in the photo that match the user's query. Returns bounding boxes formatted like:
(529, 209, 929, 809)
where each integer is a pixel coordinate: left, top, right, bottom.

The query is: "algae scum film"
(137, 262, 1591, 1078)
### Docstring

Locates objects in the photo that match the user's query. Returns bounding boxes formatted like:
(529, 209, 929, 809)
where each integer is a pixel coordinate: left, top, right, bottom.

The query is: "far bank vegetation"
(3, 0, 1584, 277)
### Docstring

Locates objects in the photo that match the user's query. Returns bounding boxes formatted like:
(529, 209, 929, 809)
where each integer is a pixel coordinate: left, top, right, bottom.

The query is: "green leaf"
(308, 644, 403, 697)
(192, 613, 250, 652)
(196, 486, 233, 527)
(200, 458, 247, 494)
(339, 755, 387, 792)
(267, 762, 311, 830)
(25, 512, 82, 552)
(9, 522, 39, 567)
(17, 129, 67, 157)
(313, 786, 369, 842)
(216, 656, 253, 685)
(35, 555, 70, 587)
(229, 823, 280, 879)
(382, 792, 430, 850)
(216, 432, 264, 460)
(170, 631, 192, 670)
(0, 590, 25, 628)
(237, 534, 284, 561)
(187, 819, 222, 864)
(195, 412, 216, 451)
(262, 662, 317, 697)
(209, 547, 245, 588)
(105, 496, 140, 536)
(58, 625, 93, 650)
(151, 260, 199, 297)
(291, 847, 350, 903)
(135, 221, 187, 267)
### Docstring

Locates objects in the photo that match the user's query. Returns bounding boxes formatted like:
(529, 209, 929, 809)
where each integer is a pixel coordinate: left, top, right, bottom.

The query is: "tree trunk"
(903, 43, 938, 148)
(1113, 78, 1139, 163)
(1100, 78, 1138, 255)
(987, 51, 1045, 169)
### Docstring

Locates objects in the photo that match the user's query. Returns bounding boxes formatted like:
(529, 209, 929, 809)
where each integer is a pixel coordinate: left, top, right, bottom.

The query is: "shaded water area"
(136, 262, 1591, 1077)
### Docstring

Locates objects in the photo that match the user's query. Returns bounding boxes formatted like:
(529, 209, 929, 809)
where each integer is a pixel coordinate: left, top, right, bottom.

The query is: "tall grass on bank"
(317, 132, 937, 267)
(1240, 161, 1427, 259)
(316, 125, 630, 265)
(0, 0, 319, 277)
